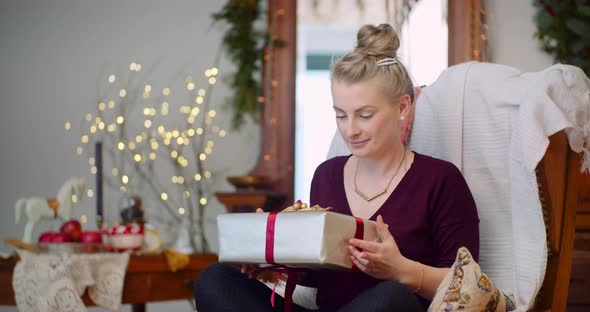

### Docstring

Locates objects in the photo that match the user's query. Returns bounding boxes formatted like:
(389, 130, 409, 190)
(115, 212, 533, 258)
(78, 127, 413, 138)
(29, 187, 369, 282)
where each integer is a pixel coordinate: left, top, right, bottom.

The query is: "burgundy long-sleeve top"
(309, 152, 480, 310)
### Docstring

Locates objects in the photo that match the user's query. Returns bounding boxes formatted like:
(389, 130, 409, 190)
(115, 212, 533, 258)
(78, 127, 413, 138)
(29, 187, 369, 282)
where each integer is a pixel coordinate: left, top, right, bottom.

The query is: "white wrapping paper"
(217, 211, 378, 269)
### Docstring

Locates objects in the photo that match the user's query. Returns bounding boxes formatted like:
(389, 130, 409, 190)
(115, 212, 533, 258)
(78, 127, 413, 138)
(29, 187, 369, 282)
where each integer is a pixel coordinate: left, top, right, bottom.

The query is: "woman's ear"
(399, 93, 412, 117)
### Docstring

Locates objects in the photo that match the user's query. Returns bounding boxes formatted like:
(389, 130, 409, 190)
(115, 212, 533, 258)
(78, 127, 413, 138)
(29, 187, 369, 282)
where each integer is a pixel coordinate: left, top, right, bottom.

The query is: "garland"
(533, 0, 590, 75)
(212, 0, 284, 130)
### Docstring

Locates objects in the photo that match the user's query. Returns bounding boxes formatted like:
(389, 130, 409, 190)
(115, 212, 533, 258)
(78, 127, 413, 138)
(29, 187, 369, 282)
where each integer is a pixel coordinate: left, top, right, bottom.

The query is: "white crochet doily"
(12, 250, 129, 312)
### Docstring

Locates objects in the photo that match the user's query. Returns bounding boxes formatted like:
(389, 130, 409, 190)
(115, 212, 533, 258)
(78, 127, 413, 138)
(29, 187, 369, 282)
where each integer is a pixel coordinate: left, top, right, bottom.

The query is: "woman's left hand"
(348, 215, 408, 281)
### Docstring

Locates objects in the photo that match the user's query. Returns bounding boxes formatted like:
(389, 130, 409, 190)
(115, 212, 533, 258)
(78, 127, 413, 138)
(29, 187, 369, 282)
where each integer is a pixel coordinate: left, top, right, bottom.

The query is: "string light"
(161, 102, 169, 115)
(67, 62, 227, 254)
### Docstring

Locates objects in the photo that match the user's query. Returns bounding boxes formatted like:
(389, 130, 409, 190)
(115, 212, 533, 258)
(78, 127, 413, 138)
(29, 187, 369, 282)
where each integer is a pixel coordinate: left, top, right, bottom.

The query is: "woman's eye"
(360, 114, 373, 119)
(336, 115, 347, 119)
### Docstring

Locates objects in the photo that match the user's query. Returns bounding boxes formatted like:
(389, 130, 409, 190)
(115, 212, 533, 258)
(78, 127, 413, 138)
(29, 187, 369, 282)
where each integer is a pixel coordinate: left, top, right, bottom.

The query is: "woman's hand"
(348, 215, 410, 281)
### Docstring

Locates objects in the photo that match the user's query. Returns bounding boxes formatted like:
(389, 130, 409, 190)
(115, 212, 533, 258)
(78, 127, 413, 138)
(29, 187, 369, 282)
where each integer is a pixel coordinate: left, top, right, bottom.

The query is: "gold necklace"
(354, 148, 407, 202)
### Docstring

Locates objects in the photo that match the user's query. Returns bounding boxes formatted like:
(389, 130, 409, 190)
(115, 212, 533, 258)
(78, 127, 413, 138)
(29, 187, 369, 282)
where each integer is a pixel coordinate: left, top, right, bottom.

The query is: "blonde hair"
(332, 24, 414, 103)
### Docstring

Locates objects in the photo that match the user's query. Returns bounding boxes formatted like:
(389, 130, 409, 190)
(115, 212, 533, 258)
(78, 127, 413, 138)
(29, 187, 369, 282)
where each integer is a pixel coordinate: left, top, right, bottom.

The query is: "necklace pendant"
(355, 188, 387, 202)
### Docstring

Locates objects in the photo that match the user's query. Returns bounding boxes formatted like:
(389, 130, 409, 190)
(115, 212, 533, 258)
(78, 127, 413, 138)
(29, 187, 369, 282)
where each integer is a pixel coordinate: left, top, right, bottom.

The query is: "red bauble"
(80, 231, 103, 244)
(38, 231, 57, 243)
(60, 220, 82, 242)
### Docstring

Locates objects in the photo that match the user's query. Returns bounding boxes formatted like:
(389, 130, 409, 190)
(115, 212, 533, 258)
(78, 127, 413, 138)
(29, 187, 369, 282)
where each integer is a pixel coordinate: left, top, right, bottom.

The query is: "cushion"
(428, 247, 516, 312)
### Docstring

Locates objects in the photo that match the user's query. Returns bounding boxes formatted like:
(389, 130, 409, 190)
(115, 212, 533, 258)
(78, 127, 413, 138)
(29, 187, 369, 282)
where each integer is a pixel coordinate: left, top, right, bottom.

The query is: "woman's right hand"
(240, 208, 265, 278)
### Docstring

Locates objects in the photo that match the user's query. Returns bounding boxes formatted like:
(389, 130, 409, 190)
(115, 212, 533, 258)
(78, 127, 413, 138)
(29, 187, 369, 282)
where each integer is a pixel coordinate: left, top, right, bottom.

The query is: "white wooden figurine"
(15, 177, 85, 243)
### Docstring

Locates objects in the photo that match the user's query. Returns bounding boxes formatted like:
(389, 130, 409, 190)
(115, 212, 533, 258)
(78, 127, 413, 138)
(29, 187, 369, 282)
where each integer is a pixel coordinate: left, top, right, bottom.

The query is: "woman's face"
(332, 78, 404, 159)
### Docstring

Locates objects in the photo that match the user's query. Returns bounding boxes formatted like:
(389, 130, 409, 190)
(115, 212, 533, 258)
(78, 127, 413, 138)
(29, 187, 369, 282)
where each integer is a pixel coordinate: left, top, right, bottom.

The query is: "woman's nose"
(345, 120, 361, 138)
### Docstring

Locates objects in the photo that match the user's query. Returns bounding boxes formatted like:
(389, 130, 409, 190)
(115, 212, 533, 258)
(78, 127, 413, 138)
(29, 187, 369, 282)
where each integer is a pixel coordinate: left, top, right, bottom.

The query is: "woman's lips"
(349, 139, 369, 148)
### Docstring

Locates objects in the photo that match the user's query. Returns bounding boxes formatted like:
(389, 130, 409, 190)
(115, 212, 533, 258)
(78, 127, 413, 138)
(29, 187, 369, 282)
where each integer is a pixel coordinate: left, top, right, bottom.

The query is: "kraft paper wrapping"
(217, 211, 378, 269)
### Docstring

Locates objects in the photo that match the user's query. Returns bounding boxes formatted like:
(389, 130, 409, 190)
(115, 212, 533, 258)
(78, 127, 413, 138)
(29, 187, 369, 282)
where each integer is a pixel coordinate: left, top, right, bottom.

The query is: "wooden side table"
(216, 191, 286, 213)
(0, 253, 217, 311)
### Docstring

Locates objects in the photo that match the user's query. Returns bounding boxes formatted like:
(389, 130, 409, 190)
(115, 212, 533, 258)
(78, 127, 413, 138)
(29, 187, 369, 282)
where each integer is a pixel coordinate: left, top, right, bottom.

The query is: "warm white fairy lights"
(66, 63, 224, 253)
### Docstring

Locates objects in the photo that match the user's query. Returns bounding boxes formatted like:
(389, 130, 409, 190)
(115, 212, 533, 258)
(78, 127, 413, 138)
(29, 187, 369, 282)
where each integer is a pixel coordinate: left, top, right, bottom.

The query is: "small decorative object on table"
(104, 223, 145, 252)
(14, 177, 85, 244)
(119, 195, 145, 225)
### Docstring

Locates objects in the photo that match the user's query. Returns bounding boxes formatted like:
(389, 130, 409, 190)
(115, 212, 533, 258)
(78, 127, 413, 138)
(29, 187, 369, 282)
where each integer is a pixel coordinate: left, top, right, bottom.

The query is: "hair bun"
(354, 24, 400, 58)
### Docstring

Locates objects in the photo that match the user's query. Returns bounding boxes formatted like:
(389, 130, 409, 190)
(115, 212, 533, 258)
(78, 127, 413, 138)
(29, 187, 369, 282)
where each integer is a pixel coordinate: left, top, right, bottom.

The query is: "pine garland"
(212, 0, 288, 130)
(533, 0, 590, 75)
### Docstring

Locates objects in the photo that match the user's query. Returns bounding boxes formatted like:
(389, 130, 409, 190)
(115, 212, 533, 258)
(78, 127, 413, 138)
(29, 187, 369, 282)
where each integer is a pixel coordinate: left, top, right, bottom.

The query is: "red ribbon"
(352, 217, 364, 270)
(265, 211, 279, 264)
(264, 212, 365, 312)
(353, 217, 364, 240)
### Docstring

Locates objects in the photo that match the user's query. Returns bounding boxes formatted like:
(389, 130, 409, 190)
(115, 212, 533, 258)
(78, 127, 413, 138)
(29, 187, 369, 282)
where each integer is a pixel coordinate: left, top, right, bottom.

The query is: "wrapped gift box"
(217, 211, 378, 269)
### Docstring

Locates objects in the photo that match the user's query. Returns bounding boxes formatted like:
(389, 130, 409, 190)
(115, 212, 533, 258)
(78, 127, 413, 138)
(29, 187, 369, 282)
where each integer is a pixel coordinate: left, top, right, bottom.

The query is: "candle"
(95, 141, 103, 229)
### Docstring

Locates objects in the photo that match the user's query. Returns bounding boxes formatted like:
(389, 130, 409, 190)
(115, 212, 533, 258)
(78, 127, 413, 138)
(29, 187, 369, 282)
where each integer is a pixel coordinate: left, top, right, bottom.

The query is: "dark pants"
(194, 263, 424, 312)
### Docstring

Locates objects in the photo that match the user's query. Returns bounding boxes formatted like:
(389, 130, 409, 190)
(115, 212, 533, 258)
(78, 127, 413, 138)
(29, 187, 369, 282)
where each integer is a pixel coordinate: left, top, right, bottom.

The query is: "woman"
(195, 24, 479, 312)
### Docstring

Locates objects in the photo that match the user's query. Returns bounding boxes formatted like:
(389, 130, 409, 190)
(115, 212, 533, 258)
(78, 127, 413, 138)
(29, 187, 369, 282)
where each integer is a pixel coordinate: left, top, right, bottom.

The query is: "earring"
(400, 115, 406, 121)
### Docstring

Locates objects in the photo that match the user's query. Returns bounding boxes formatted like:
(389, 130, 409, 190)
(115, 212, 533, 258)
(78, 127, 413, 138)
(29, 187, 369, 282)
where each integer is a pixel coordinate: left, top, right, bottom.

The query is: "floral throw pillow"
(428, 247, 516, 312)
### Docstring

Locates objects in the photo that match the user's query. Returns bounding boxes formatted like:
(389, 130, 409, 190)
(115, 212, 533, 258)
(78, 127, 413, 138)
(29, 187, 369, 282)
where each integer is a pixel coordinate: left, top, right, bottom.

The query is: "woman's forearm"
(398, 258, 449, 300)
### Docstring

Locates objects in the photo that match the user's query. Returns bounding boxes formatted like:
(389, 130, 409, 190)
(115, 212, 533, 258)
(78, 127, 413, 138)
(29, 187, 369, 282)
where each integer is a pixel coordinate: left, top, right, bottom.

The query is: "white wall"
(485, 0, 554, 71)
(0, 1, 259, 311)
